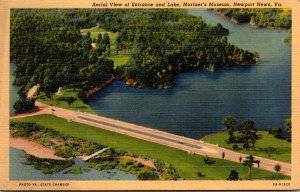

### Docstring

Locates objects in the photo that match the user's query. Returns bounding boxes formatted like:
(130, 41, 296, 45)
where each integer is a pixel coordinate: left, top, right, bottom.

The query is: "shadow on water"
(204, 64, 255, 80)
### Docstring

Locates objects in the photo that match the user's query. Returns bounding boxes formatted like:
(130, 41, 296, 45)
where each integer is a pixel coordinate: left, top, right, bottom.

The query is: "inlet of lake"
(88, 9, 291, 139)
(9, 9, 291, 180)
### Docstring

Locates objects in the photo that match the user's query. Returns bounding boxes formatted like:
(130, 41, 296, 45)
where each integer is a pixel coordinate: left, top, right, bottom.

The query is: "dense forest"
(214, 8, 291, 29)
(11, 9, 257, 100)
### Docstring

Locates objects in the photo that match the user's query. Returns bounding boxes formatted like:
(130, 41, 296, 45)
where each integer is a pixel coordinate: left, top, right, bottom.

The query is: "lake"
(88, 9, 291, 139)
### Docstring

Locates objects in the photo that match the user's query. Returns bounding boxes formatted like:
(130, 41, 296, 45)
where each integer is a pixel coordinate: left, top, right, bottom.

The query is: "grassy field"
(108, 54, 131, 68)
(81, 27, 130, 68)
(80, 27, 118, 42)
(202, 131, 291, 163)
(11, 115, 290, 180)
(35, 88, 96, 114)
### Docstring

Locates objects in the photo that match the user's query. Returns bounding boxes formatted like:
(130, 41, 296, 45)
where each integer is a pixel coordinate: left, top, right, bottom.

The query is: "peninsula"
(11, 8, 257, 103)
(213, 8, 291, 29)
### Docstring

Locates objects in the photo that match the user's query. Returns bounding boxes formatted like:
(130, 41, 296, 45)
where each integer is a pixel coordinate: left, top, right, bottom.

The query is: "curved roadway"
(10, 89, 291, 176)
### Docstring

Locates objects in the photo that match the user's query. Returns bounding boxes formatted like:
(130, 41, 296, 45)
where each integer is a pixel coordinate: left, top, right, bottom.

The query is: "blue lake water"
(88, 9, 291, 139)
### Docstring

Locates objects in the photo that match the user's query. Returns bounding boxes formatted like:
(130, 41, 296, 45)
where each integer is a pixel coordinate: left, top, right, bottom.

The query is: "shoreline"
(10, 135, 156, 169)
(212, 10, 290, 30)
(123, 59, 256, 89)
(86, 76, 114, 99)
(249, 23, 290, 30)
(10, 137, 65, 160)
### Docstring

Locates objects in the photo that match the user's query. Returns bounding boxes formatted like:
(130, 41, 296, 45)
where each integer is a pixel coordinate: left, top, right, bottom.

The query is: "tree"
(256, 160, 260, 168)
(88, 49, 98, 64)
(102, 32, 110, 56)
(232, 144, 239, 151)
(97, 33, 102, 44)
(67, 97, 76, 106)
(284, 117, 291, 141)
(253, 51, 260, 59)
(86, 31, 91, 37)
(203, 156, 216, 165)
(268, 127, 282, 139)
(222, 152, 225, 159)
(239, 156, 242, 163)
(243, 142, 250, 150)
(223, 116, 237, 143)
(239, 120, 258, 149)
(242, 155, 260, 179)
(274, 164, 281, 174)
(197, 171, 205, 177)
(81, 32, 93, 56)
(103, 32, 110, 45)
(115, 35, 121, 54)
(13, 86, 36, 114)
(17, 86, 27, 98)
(13, 97, 36, 114)
(137, 172, 159, 180)
(227, 170, 239, 180)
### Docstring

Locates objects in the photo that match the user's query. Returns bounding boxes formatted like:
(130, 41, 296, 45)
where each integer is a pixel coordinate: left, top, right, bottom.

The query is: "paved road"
(77, 115, 202, 150)
(11, 101, 291, 176)
(10, 85, 291, 176)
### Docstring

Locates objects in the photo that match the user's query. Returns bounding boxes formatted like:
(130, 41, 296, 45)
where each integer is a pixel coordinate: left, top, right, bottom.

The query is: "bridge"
(82, 147, 111, 161)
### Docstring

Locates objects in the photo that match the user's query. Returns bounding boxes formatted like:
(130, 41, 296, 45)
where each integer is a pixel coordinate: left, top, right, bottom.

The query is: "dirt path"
(27, 84, 40, 98)
(10, 137, 65, 160)
(10, 99, 291, 176)
(118, 156, 156, 170)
